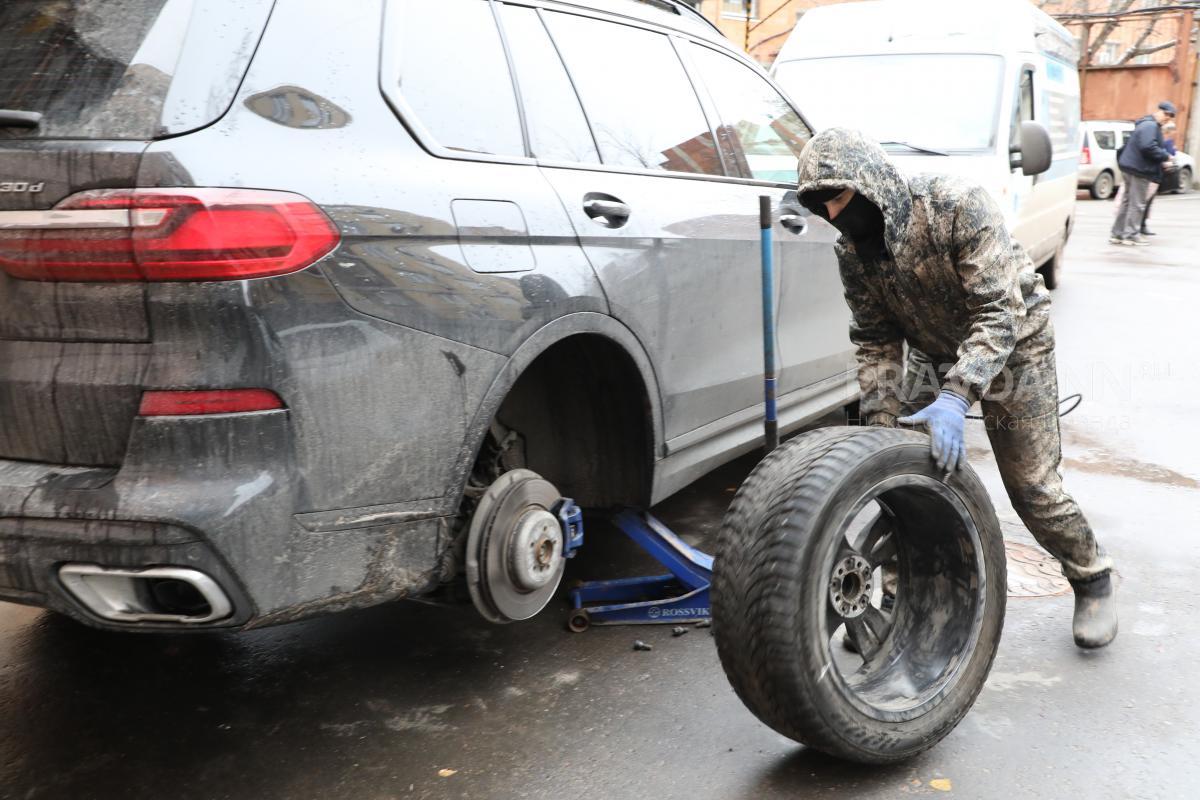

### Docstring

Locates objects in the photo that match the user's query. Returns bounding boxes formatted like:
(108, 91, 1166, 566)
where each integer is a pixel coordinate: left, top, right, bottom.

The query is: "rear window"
(0, 0, 272, 141)
(382, 0, 525, 157)
(1093, 131, 1116, 150)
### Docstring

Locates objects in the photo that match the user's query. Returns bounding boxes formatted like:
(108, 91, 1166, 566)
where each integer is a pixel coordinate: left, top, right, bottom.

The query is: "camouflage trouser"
(898, 326, 1113, 582)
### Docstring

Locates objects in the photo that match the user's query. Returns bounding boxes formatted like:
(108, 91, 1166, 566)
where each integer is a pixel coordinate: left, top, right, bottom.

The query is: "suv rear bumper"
(0, 409, 443, 631)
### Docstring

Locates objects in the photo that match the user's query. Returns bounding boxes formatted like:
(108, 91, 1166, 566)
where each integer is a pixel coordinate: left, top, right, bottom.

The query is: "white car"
(1079, 119, 1192, 198)
(1168, 150, 1194, 194)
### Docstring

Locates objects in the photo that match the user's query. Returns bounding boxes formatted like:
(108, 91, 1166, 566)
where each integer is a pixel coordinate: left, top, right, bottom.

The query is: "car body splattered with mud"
(0, 0, 856, 631)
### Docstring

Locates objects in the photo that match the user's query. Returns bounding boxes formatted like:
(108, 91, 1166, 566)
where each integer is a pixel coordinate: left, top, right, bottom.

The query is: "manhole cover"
(1005, 540, 1070, 598)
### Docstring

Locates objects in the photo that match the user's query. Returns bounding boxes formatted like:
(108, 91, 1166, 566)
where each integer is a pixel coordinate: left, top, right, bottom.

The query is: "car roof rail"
(658, 0, 722, 33)
(556, 0, 723, 36)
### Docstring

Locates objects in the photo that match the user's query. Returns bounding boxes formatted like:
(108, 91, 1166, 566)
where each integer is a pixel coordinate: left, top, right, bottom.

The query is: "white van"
(773, 0, 1080, 288)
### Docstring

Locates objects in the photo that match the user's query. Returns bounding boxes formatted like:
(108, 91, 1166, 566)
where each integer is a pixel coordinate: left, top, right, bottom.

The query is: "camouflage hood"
(795, 128, 914, 247)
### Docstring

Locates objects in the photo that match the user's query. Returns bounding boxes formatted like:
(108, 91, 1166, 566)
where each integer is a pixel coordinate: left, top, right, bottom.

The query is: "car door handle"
(583, 197, 631, 228)
(779, 212, 808, 236)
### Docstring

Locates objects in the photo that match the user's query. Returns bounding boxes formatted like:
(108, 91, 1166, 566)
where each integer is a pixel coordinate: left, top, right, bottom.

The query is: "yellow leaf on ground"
(930, 778, 952, 791)
(438, 769, 457, 778)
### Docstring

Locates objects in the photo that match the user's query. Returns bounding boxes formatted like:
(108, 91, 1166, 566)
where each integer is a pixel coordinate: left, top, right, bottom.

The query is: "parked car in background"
(772, 0, 1079, 289)
(1079, 120, 1133, 199)
(1079, 119, 1193, 197)
(1169, 150, 1194, 194)
(0, 0, 858, 633)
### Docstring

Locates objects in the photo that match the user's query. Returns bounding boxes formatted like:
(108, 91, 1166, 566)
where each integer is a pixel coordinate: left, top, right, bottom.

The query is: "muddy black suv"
(0, 0, 856, 631)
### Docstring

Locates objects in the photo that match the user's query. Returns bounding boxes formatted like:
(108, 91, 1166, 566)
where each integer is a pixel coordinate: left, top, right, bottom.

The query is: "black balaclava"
(800, 188, 888, 261)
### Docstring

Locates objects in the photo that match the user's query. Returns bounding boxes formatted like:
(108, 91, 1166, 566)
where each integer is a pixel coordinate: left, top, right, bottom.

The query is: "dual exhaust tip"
(58, 564, 233, 625)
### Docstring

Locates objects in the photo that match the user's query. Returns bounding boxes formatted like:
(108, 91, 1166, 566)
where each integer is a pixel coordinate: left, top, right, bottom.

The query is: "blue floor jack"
(565, 197, 780, 633)
(566, 509, 713, 632)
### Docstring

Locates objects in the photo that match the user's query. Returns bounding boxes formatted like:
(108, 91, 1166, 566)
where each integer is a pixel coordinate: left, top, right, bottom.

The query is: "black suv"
(0, 0, 855, 631)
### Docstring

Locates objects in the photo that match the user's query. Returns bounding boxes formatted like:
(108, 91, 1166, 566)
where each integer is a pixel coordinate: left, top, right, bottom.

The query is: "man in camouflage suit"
(796, 128, 1116, 648)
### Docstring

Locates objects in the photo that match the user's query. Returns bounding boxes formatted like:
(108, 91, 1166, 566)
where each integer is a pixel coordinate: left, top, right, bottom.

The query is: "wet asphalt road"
(3, 195, 1200, 800)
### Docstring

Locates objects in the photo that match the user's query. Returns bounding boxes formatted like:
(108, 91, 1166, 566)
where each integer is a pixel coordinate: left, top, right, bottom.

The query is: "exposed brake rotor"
(465, 468, 566, 623)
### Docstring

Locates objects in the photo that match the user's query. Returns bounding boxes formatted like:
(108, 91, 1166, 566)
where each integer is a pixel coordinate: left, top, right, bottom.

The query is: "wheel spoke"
(834, 535, 863, 566)
(857, 511, 890, 554)
(844, 605, 891, 661)
(869, 531, 898, 566)
(824, 604, 844, 642)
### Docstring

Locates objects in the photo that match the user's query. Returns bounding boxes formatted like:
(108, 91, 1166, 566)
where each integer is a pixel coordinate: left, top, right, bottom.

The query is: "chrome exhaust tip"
(58, 564, 234, 624)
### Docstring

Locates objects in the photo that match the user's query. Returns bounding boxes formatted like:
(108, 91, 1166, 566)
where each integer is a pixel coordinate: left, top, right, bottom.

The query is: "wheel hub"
(465, 469, 567, 623)
(829, 554, 873, 619)
(507, 508, 562, 591)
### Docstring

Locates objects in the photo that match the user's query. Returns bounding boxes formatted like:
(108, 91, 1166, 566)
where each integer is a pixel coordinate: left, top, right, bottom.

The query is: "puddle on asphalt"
(1063, 453, 1199, 489)
(1060, 428, 1200, 489)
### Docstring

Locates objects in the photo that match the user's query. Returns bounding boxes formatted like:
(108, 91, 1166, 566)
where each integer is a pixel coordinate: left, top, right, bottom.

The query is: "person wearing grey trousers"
(1110, 102, 1175, 245)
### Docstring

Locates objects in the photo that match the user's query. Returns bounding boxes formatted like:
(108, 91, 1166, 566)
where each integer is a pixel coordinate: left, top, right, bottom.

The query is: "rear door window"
(0, 0, 272, 141)
(543, 12, 722, 176)
(384, 0, 525, 157)
(686, 43, 811, 183)
(1093, 130, 1116, 150)
(496, 4, 599, 164)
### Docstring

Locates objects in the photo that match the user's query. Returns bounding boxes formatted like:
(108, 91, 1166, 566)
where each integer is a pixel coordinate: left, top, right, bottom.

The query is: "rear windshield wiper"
(0, 109, 42, 128)
(880, 140, 948, 156)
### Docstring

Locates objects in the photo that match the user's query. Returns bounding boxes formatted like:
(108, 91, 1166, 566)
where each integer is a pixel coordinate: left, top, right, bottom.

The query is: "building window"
(722, 0, 757, 18)
(1097, 42, 1119, 65)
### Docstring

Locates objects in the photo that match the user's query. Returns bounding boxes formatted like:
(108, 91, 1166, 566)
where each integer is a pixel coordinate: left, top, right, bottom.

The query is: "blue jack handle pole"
(759, 195, 779, 453)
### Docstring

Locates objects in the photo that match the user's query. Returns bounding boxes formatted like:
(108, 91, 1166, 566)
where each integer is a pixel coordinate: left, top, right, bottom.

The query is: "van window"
(687, 44, 810, 183)
(774, 54, 1004, 152)
(1010, 67, 1035, 149)
(497, 5, 599, 164)
(389, 0, 525, 157)
(543, 12, 722, 176)
(0, 0, 271, 141)
(1093, 130, 1117, 150)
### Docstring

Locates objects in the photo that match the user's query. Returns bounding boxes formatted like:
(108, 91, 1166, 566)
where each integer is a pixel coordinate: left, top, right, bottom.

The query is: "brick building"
(1038, 0, 1197, 67)
(690, 0, 1196, 68)
(688, 0, 850, 64)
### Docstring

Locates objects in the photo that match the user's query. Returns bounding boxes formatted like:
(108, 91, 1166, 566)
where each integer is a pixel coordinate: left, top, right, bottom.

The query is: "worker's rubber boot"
(1068, 572, 1118, 649)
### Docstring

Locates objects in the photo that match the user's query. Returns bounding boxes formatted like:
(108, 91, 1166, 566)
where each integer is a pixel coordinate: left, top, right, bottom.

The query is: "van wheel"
(1038, 236, 1062, 291)
(711, 427, 1006, 764)
(1090, 170, 1115, 200)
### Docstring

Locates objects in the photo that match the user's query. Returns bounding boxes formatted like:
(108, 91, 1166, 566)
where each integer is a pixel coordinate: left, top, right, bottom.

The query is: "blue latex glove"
(898, 390, 969, 473)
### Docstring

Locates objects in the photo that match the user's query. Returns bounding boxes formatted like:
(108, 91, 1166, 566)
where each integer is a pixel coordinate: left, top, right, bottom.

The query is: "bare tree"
(1084, 0, 1140, 65)
(1116, 16, 1178, 64)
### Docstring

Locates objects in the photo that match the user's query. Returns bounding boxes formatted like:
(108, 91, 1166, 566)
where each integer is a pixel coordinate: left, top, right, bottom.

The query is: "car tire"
(712, 426, 1006, 764)
(1090, 170, 1115, 200)
(1177, 167, 1192, 195)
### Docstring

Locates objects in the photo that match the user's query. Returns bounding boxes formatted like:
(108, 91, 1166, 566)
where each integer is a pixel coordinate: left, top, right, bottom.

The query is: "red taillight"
(1080, 146, 1091, 165)
(0, 188, 339, 282)
(139, 389, 285, 416)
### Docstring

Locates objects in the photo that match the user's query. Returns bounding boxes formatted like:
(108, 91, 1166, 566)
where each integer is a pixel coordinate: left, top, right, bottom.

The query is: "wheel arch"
(450, 312, 664, 510)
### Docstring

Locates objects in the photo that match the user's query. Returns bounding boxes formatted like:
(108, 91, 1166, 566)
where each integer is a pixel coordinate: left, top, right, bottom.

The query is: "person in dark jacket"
(1111, 101, 1175, 245)
(797, 128, 1117, 649)
(1142, 120, 1179, 231)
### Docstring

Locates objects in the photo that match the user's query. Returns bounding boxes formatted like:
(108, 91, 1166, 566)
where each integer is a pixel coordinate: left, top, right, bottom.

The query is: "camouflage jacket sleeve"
(837, 242, 904, 425)
(942, 187, 1026, 403)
